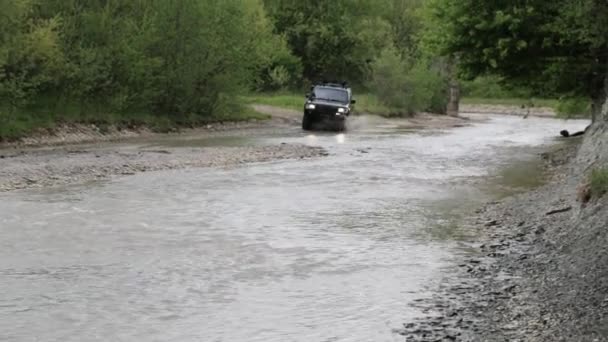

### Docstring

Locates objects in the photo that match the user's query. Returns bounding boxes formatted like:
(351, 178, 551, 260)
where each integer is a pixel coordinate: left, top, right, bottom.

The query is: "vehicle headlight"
(306, 103, 316, 110)
(338, 108, 346, 113)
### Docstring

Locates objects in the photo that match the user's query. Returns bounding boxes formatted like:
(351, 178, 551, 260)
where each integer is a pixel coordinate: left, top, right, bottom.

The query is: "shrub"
(461, 76, 510, 98)
(368, 47, 448, 115)
(556, 97, 592, 118)
(590, 167, 608, 198)
(268, 66, 291, 91)
(367, 47, 410, 113)
(460, 75, 536, 99)
(410, 62, 448, 114)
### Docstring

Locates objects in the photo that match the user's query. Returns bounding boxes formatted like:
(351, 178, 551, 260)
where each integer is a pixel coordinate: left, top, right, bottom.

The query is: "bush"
(590, 167, 608, 198)
(410, 62, 448, 114)
(460, 76, 536, 99)
(461, 76, 509, 98)
(368, 47, 447, 115)
(556, 97, 591, 118)
(0, 0, 290, 141)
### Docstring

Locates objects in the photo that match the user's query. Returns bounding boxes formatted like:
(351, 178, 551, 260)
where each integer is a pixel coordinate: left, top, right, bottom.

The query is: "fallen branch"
(546, 206, 573, 216)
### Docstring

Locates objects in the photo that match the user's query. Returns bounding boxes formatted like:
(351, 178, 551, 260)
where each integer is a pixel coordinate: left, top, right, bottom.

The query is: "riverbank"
(0, 143, 326, 192)
(0, 103, 471, 149)
(245, 93, 589, 119)
(0, 114, 275, 149)
(0, 104, 472, 192)
(0, 106, 313, 192)
(460, 103, 556, 118)
(401, 124, 608, 341)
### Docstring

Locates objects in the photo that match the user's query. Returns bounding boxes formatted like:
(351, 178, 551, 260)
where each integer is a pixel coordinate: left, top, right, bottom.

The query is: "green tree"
(265, 0, 393, 85)
(0, 0, 64, 108)
(33, 0, 288, 119)
(369, 46, 447, 115)
(428, 0, 608, 121)
(386, 0, 424, 58)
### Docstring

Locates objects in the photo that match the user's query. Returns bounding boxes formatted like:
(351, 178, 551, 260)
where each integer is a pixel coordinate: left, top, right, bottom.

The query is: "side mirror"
(351, 99, 357, 104)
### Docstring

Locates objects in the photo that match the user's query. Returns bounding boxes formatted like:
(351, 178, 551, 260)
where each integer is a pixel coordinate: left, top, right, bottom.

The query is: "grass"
(242, 92, 404, 117)
(590, 167, 608, 198)
(0, 101, 269, 142)
(242, 93, 303, 111)
(245, 92, 593, 119)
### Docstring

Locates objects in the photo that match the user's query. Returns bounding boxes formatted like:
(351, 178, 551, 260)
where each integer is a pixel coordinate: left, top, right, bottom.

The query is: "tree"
(29, 0, 289, 118)
(429, 0, 608, 121)
(0, 0, 64, 108)
(369, 46, 447, 115)
(264, 0, 393, 85)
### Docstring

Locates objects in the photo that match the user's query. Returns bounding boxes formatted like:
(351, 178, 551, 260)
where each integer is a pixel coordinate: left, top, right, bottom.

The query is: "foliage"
(13, 0, 597, 140)
(264, 0, 394, 86)
(556, 97, 591, 118)
(244, 91, 423, 118)
(590, 167, 608, 198)
(428, 0, 608, 120)
(0, 0, 64, 108)
(461, 76, 535, 99)
(243, 93, 303, 111)
(0, 0, 291, 140)
(368, 47, 447, 115)
(263, 0, 448, 115)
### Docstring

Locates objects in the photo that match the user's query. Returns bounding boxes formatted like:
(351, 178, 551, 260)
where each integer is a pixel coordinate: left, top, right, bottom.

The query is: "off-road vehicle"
(302, 82, 355, 132)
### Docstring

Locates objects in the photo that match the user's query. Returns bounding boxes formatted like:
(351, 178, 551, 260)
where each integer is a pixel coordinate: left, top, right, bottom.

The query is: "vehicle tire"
(336, 120, 346, 132)
(302, 113, 313, 130)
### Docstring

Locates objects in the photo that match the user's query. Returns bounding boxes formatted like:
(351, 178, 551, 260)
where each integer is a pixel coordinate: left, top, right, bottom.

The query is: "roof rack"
(318, 80, 349, 89)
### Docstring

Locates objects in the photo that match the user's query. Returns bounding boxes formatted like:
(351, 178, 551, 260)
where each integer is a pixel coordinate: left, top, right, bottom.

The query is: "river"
(0, 114, 589, 341)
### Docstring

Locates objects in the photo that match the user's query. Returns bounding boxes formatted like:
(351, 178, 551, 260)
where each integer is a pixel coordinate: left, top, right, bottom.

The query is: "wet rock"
(485, 220, 499, 227)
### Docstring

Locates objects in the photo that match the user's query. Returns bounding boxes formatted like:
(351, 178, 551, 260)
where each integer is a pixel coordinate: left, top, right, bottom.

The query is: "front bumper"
(305, 109, 348, 121)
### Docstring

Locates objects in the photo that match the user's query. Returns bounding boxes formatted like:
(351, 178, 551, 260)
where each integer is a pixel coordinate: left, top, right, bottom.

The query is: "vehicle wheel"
(302, 113, 313, 130)
(336, 120, 346, 132)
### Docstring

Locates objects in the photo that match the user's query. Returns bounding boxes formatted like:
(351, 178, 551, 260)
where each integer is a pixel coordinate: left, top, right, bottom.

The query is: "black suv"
(302, 82, 355, 131)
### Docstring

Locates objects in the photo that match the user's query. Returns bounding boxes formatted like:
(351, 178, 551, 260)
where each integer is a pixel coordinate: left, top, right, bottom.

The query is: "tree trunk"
(446, 80, 460, 117)
(445, 55, 460, 117)
(591, 72, 608, 124)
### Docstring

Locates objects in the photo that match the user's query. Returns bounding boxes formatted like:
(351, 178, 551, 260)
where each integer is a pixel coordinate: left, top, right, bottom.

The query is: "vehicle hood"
(309, 99, 348, 107)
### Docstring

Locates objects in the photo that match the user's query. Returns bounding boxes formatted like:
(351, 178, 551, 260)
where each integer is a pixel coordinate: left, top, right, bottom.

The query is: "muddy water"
(0, 115, 588, 342)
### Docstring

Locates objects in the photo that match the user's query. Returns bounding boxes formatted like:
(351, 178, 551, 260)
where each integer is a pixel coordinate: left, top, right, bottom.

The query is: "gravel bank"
(400, 125, 608, 341)
(460, 104, 556, 118)
(0, 143, 326, 192)
(0, 104, 473, 192)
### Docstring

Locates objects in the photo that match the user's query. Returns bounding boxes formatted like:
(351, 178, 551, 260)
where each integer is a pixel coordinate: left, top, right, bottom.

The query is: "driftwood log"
(560, 125, 590, 138)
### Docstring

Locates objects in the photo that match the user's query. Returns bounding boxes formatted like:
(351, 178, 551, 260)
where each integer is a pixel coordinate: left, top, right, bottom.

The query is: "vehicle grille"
(315, 104, 337, 115)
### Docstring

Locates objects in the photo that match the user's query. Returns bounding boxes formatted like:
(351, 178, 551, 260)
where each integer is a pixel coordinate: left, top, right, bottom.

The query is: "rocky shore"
(0, 143, 326, 192)
(401, 124, 608, 341)
(460, 104, 556, 118)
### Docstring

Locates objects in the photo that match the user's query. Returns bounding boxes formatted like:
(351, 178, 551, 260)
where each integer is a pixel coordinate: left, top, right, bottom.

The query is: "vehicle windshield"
(313, 87, 349, 103)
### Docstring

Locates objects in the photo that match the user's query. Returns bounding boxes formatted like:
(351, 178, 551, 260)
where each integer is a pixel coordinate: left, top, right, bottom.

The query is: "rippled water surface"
(0, 115, 588, 341)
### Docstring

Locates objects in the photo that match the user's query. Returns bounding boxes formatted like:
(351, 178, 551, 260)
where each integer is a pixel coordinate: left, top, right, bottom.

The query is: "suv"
(302, 82, 355, 131)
